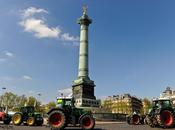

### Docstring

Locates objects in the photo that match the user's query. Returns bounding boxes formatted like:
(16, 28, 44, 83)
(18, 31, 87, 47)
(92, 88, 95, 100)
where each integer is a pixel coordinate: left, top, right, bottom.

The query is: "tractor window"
(27, 107, 34, 113)
(57, 99, 63, 104)
(65, 100, 71, 106)
(21, 107, 27, 113)
(162, 100, 171, 107)
(21, 107, 34, 113)
(152, 101, 159, 107)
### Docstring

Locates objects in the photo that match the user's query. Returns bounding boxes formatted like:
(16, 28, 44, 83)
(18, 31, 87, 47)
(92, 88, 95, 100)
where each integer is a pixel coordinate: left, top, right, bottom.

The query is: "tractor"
(145, 98, 175, 128)
(47, 97, 95, 130)
(0, 106, 11, 124)
(12, 106, 43, 126)
(126, 112, 145, 125)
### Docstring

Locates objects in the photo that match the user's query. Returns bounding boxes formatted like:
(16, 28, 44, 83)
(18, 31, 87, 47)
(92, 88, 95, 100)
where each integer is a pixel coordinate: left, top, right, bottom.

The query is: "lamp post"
(37, 93, 42, 112)
(37, 93, 41, 102)
(1, 87, 6, 106)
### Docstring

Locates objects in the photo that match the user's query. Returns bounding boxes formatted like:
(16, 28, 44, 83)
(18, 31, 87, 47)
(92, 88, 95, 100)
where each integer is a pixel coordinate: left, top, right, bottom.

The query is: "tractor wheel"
(27, 117, 35, 126)
(12, 113, 22, 125)
(36, 117, 44, 126)
(48, 110, 66, 129)
(80, 114, 95, 130)
(145, 115, 155, 128)
(132, 115, 140, 125)
(3, 116, 11, 125)
(126, 116, 131, 124)
(157, 110, 174, 128)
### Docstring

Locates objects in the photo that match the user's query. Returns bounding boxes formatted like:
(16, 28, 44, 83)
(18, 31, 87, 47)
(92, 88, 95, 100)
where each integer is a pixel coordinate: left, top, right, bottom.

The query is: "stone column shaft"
(78, 25, 89, 78)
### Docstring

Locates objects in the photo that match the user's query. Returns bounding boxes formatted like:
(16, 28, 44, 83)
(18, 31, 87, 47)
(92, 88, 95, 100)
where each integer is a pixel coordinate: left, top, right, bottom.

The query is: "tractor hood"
(34, 112, 42, 116)
(0, 112, 5, 117)
(8, 111, 15, 116)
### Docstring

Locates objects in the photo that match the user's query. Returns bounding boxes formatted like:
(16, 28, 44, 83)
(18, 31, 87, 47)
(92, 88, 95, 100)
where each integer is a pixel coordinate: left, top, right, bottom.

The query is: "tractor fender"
(160, 108, 173, 114)
(13, 112, 23, 116)
(47, 108, 64, 115)
(78, 113, 93, 124)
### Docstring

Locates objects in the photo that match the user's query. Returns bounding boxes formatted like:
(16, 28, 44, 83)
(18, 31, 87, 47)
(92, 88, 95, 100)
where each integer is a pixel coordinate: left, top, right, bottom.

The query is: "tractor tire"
(126, 116, 131, 124)
(48, 110, 66, 130)
(36, 117, 44, 126)
(157, 110, 174, 128)
(3, 116, 11, 125)
(132, 114, 140, 125)
(80, 114, 95, 130)
(12, 113, 23, 126)
(27, 117, 35, 126)
(145, 115, 155, 128)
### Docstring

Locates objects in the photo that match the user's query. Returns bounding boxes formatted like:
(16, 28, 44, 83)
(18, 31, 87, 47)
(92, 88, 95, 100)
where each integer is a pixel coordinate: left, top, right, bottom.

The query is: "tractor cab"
(20, 106, 35, 114)
(56, 97, 74, 108)
(152, 99, 173, 109)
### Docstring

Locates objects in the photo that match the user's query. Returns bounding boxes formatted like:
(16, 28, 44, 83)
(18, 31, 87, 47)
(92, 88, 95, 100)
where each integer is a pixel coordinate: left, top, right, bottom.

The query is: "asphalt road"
(1, 123, 175, 130)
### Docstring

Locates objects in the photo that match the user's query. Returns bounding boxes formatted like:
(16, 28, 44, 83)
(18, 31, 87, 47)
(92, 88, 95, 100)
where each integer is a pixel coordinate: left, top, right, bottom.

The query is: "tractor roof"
(57, 97, 72, 100)
(153, 98, 171, 102)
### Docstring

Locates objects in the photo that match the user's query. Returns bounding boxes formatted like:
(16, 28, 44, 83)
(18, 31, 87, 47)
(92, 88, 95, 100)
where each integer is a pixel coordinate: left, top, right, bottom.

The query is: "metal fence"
(93, 113, 127, 122)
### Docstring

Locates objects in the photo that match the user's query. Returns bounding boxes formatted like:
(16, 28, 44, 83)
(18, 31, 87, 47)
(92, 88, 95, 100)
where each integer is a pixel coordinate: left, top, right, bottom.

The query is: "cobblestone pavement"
(1, 123, 175, 130)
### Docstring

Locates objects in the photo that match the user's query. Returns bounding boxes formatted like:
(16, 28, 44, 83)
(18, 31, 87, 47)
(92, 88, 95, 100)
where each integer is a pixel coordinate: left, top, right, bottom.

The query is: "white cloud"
(0, 51, 14, 63)
(19, 7, 79, 43)
(22, 75, 32, 80)
(22, 7, 48, 18)
(4, 51, 14, 57)
(61, 33, 79, 42)
(20, 18, 61, 38)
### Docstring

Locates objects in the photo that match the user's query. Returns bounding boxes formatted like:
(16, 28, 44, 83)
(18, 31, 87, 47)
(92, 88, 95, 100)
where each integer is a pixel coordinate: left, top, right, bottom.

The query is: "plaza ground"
(1, 122, 175, 130)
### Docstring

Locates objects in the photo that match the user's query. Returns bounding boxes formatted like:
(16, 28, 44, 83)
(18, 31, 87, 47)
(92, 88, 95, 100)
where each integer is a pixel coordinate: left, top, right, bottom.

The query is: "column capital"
(77, 6, 92, 26)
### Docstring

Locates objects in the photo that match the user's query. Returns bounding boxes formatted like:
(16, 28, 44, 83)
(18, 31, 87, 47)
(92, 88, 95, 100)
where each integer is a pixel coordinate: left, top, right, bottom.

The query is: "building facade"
(160, 87, 175, 104)
(103, 94, 143, 115)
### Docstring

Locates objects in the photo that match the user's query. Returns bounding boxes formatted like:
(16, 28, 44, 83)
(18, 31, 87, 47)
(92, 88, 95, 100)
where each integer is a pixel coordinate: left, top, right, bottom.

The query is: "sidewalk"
(96, 121, 125, 124)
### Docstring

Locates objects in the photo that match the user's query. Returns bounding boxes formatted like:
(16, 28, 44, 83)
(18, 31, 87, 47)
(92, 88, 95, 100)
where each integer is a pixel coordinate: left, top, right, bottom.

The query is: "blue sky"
(1, 0, 175, 103)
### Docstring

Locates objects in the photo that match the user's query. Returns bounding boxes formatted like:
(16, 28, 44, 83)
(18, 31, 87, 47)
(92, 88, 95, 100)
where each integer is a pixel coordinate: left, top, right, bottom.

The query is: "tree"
(45, 101, 56, 112)
(142, 98, 151, 114)
(0, 92, 30, 112)
(0, 92, 43, 112)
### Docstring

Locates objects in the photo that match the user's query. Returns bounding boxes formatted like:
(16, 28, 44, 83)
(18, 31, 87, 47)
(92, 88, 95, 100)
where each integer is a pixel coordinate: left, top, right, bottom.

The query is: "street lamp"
(2, 87, 6, 90)
(38, 93, 41, 97)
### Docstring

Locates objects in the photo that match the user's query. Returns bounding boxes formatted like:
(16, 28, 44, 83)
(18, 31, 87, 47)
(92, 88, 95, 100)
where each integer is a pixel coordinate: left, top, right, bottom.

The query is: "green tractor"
(12, 106, 43, 126)
(47, 97, 95, 130)
(145, 98, 175, 128)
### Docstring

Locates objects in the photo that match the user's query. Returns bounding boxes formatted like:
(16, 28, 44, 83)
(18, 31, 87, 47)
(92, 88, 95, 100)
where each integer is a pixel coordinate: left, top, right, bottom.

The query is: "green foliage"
(46, 102, 56, 109)
(142, 98, 151, 114)
(0, 92, 27, 110)
(0, 92, 46, 113)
